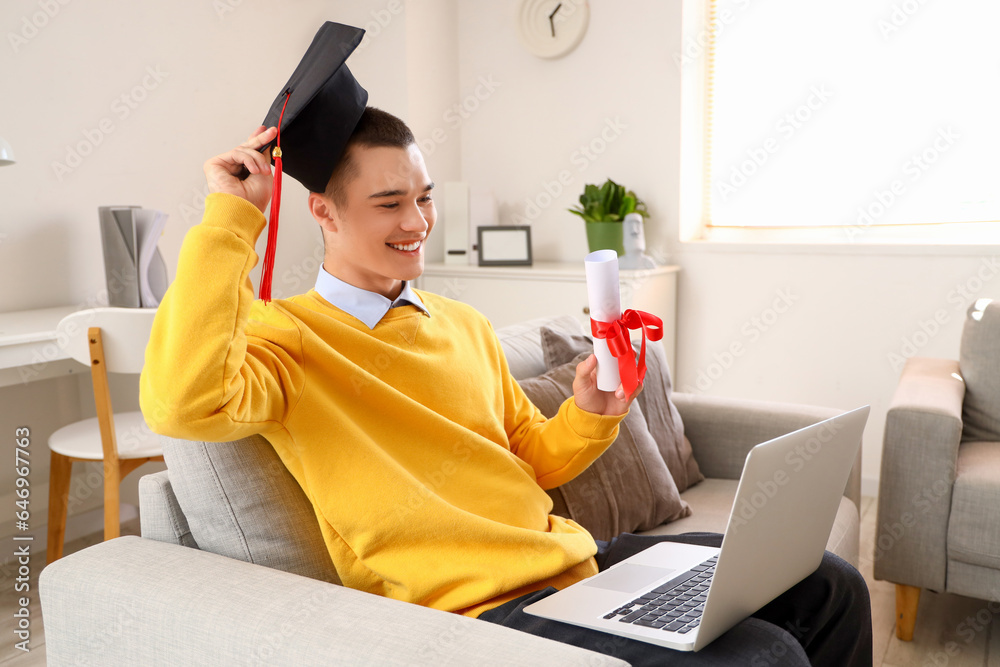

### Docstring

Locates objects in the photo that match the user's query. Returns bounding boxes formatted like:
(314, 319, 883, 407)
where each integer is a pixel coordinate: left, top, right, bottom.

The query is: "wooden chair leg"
(46, 451, 73, 565)
(895, 584, 921, 641)
(103, 459, 121, 541)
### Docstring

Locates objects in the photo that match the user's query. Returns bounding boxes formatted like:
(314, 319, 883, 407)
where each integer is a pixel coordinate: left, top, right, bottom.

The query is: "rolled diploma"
(584, 249, 622, 392)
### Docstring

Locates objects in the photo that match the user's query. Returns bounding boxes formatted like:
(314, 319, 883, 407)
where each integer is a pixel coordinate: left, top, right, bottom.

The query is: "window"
(693, 0, 1000, 243)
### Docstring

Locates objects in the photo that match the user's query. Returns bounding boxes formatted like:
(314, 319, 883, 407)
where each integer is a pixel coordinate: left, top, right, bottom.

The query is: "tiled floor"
(2, 501, 998, 664)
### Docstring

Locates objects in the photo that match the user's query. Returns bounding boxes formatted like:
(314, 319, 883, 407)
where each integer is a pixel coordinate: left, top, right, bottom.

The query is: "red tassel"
(259, 91, 291, 304)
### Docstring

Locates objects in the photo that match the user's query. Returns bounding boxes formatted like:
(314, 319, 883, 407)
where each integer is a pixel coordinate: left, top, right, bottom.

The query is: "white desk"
(0, 306, 84, 387)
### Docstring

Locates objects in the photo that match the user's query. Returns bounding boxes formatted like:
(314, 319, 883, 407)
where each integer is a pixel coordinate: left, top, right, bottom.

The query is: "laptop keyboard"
(601, 555, 718, 634)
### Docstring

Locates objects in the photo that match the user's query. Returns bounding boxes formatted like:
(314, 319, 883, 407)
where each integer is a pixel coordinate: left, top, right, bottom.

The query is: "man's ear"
(308, 191, 339, 235)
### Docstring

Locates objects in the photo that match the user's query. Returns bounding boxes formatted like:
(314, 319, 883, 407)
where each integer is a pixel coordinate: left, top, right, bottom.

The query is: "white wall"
(674, 247, 994, 498)
(404, 0, 462, 263)
(453, 0, 999, 495)
(457, 0, 679, 262)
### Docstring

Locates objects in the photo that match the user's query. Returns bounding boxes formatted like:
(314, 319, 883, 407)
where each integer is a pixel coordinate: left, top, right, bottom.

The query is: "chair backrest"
(57, 307, 158, 464)
(57, 307, 157, 374)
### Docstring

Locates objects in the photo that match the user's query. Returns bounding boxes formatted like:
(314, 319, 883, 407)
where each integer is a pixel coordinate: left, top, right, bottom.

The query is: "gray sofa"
(39, 315, 861, 666)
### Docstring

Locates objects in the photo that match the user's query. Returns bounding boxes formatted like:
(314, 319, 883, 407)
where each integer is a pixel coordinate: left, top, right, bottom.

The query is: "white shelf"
(422, 262, 679, 280)
(418, 262, 680, 372)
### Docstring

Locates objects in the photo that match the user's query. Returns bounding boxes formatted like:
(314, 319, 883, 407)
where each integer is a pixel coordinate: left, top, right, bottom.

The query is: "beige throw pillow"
(518, 351, 691, 541)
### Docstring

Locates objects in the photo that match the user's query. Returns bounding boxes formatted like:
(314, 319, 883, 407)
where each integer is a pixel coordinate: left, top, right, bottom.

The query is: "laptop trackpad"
(583, 564, 675, 594)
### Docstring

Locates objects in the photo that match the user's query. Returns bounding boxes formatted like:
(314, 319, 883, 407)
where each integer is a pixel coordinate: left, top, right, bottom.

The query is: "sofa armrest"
(671, 392, 860, 504)
(138, 469, 197, 548)
(39, 536, 628, 667)
(873, 357, 964, 592)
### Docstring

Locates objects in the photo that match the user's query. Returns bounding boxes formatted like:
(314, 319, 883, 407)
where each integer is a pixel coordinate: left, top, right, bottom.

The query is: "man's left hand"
(572, 354, 642, 417)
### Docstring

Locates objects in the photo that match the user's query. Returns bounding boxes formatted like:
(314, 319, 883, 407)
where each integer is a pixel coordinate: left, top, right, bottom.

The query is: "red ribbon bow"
(591, 309, 664, 396)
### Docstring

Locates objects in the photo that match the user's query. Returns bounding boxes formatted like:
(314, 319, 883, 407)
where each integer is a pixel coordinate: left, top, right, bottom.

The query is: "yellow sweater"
(140, 193, 624, 617)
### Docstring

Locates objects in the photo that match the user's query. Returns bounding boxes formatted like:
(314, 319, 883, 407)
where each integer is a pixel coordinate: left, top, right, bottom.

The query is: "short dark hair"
(321, 106, 416, 208)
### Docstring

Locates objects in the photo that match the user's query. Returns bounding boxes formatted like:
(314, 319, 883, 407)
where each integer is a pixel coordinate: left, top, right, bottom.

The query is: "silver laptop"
(524, 405, 869, 652)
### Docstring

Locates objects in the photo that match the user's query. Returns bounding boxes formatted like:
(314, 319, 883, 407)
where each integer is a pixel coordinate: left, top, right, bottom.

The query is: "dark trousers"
(478, 533, 873, 667)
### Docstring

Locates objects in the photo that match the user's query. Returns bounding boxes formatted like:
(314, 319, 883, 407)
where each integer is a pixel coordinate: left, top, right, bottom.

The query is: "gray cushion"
(540, 326, 704, 492)
(948, 440, 1000, 570)
(960, 299, 1000, 441)
(636, 479, 860, 566)
(161, 434, 341, 585)
(945, 559, 1000, 605)
(519, 351, 691, 541)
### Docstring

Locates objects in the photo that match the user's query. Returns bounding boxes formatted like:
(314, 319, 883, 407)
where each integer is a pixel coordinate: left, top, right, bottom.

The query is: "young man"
(140, 22, 871, 666)
(141, 108, 871, 666)
(144, 106, 637, 609)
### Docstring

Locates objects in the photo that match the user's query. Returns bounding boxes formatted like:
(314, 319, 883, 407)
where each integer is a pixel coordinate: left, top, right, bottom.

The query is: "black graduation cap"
(256, 21, 369, 302)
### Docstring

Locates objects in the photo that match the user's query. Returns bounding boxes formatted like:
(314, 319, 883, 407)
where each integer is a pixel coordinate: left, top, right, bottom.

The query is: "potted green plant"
(568, 178, 650, 255)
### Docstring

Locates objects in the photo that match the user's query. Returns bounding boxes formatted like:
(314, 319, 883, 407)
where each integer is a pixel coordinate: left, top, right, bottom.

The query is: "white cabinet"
(417, 262, 679, 372)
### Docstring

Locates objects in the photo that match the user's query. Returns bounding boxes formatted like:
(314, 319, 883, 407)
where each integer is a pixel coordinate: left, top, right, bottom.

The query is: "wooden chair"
(46, 307, 163, 564)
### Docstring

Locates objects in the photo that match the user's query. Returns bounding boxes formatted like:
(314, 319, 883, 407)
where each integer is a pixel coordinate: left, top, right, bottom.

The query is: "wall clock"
(516, 0, 590, 59)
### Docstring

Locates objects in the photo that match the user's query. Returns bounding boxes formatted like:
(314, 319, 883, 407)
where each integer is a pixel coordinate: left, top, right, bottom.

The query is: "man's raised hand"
(571, 354, 642, 417)
(203, 125, 278, 213)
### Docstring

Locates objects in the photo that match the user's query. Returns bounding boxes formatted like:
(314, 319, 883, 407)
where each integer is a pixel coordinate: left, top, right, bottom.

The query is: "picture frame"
(477, 226, 533, 266)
